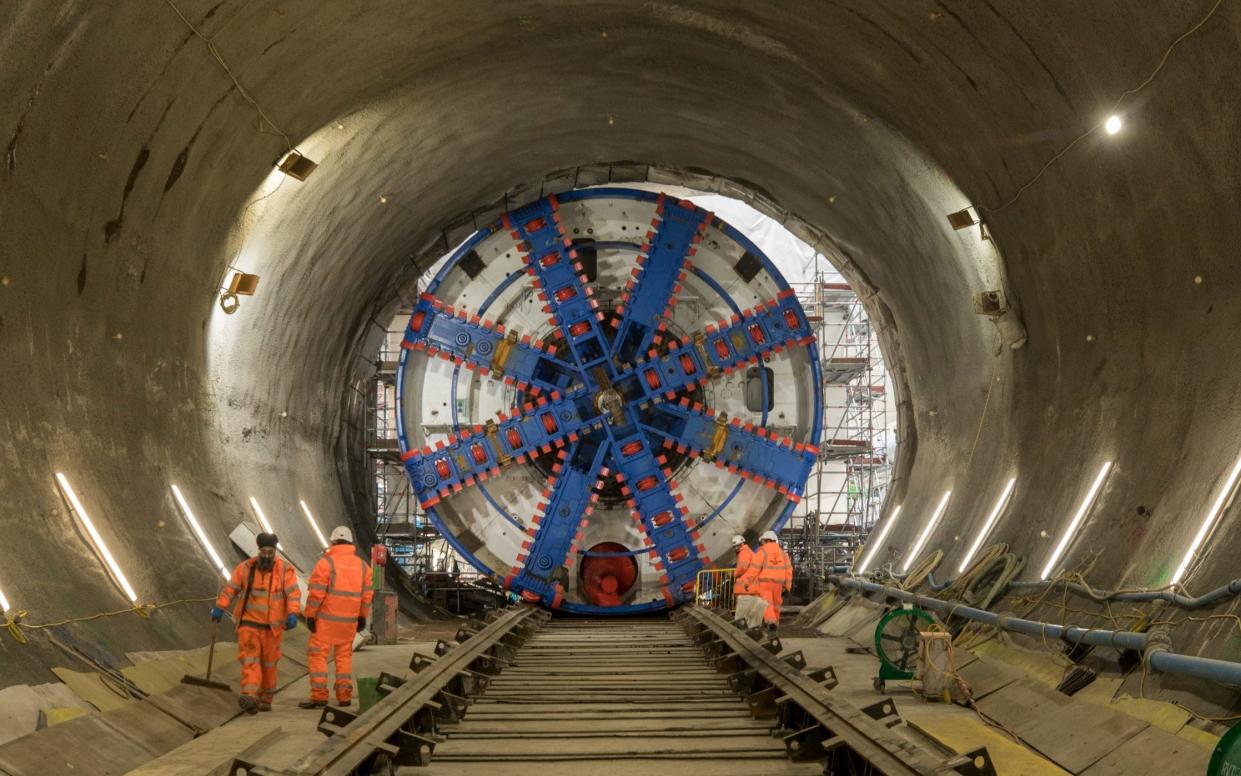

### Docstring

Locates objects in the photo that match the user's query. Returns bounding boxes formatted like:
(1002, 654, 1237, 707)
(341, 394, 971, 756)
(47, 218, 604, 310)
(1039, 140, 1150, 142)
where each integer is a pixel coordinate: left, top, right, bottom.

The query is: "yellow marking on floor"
(902, 705, 1070, 776)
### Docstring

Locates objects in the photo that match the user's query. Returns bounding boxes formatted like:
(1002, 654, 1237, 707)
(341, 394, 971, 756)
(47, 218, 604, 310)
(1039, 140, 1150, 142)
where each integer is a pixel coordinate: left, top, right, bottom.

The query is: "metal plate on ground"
(975, 678, 1148, 773)
(143, 683, 239, 732)
(1079, 725, 1211, 776)
(957, 654, 1023, 700)
(0, 699, 194, 776)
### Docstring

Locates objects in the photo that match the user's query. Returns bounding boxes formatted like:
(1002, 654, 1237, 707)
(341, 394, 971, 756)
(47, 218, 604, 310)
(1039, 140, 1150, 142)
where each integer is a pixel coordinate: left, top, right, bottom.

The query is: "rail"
(673, 606, 996, 776)
(231, 606, 548, 775)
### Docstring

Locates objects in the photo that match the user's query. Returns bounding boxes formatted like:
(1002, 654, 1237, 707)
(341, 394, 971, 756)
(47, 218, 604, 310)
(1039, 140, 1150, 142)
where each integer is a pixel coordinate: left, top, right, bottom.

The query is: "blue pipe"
(829, 576, 1241, 686)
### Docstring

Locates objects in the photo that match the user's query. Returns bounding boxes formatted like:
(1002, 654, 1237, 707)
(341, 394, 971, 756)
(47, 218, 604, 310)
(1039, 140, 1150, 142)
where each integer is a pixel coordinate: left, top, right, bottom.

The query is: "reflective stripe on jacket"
(304, 544, 374, 642)
(740, 542, 793, 590)
(216, 556, 301, 632)
(733, 545, 756, 595)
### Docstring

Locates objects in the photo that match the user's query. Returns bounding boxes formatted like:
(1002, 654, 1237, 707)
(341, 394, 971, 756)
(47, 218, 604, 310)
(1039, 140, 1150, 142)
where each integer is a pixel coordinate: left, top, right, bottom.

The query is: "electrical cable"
(3, 597, 215, 644)
(899, 549, 943, 592)
(162, 0, 296, 152)
(980, 0, 1226, 214)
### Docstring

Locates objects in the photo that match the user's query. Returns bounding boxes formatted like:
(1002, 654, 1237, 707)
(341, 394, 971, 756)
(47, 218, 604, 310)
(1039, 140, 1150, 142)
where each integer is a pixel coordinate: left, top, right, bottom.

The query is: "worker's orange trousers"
(307, 633, 354, 703)
(237, 626, 284, 704)
(758, 583, 785, 626)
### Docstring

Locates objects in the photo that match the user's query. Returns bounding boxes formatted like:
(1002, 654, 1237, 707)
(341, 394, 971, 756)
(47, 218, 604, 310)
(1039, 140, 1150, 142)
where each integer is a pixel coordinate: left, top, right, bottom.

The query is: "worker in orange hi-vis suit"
(212, 533, 301, 714)
(299, 526, 374, 709)
(731, 535, 763, 629)
(740, 530, 793, 632)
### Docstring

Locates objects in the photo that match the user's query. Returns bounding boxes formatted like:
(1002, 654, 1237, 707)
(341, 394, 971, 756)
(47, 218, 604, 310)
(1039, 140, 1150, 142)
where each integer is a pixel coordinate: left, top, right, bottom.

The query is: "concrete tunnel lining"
(0, 0, 1238, 714)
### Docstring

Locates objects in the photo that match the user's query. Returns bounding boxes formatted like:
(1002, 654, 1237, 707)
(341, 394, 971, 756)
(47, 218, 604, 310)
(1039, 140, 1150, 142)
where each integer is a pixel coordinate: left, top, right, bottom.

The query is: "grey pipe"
(829, 575, 1241, 686)
(1006, 577, 1241, 609)
(924, 573, 1241, 609)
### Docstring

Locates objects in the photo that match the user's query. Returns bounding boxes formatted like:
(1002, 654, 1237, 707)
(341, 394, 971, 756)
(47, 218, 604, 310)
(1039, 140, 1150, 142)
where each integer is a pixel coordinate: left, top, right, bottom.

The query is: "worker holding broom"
(212, 533, 302, 714)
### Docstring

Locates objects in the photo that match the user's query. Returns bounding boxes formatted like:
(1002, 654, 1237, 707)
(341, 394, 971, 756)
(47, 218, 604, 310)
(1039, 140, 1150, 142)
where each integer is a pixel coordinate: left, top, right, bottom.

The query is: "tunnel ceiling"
(1, 0, 1239, 693)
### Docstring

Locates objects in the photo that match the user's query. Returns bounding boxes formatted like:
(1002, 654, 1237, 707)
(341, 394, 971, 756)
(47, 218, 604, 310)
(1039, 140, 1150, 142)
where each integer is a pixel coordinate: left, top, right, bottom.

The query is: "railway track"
(232, 607, 995, 775)
(426, 617, 820, 774)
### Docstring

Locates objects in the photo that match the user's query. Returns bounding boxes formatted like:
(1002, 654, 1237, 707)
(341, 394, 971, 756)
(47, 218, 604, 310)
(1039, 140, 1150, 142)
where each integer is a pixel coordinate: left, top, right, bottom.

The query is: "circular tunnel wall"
(0, 1, 1237, 713)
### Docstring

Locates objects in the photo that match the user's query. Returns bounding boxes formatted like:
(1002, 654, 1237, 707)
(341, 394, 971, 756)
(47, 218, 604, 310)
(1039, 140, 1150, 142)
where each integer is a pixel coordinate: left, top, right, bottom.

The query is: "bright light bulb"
(855, 506, 901, 574)
(902, 491, 953, 573)
(1171, 452, 1241, 585)
(55, 473, 139, 603)
(171, 485, 229, 579)
(1104, 115, 1123, 135)
(959, 477, 1017, 573)
(299, 499, 330, 549)
(0, 586, 10, 613)
(1040, 462, 1112, 580)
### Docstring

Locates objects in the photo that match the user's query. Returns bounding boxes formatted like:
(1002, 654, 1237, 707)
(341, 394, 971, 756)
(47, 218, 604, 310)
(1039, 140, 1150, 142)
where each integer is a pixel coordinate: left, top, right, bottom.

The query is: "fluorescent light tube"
(171, 485, 228, 579)
(1171, 453, 1241, 585)
(856, 505, 901, 574)
(902, 491, 952, 573)
(959, 478, 1017, 573)
(1040, 462, 1112, 580)
(56, 473, 138, 603)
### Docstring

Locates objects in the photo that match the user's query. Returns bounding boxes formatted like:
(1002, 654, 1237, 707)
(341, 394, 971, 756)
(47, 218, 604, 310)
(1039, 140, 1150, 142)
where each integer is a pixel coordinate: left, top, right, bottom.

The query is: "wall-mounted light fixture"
(219, 271, 261, 315)
(903, 491, 953, 573)
(1040, 462, 1113, 580)
(959, 477, 1018, 572)
(170, 485, 228, 579)
(55, 473, 139, 603)
(299, 499, 329, 550)
(276, 150, 318, 181)
(855, 506, 901, 574)
(1171, 452, 1241, 585)
(946, 207, 989, 241)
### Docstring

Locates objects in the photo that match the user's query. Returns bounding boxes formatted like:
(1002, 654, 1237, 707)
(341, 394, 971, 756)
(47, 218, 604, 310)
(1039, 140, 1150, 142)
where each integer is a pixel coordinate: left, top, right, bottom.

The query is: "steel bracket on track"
(860, 698, 902, 728)
(943, 747, 998, 776)
(677, 606, 997, 776)
(807, 665, 839, 690)
(229, 607, 549, 776)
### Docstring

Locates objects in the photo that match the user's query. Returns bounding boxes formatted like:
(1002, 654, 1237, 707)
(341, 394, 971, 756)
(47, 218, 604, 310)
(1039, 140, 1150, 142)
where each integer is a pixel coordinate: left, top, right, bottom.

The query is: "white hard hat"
(760, 530, 778, 543)
(329, 526, 354, 544)
(731, 535, 745, 547)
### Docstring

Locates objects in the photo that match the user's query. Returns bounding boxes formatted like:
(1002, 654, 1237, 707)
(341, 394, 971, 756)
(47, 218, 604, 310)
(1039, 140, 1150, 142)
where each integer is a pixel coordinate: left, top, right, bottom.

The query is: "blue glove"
(286, 614, 298, 630)
(210, 607, 224, 622)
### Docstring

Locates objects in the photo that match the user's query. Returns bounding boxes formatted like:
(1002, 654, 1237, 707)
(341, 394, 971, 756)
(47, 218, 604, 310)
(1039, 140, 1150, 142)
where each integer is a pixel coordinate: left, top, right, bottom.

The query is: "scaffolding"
(783, 261, 895, 592)
(365, 310, 440, 578)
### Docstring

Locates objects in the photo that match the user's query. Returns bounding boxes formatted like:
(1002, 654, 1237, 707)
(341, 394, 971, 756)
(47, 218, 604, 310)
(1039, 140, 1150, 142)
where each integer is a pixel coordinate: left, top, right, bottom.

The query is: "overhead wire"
(162, 0, 296, 153)
(979, 0, 1226, 214)
(3, 597, 216, 644)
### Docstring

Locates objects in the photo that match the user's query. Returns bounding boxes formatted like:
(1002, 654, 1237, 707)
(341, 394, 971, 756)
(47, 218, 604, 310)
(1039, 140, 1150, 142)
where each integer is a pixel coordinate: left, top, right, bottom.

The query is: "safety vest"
(217, 556, 301, 632)
(305, 544, 375, 642)
(743, 542, 792, 589)
(733, 544, 757, 595)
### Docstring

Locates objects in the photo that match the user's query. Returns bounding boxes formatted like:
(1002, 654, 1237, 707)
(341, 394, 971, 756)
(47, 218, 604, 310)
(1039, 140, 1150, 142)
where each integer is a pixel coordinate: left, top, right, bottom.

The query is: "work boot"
(238, 695, 259, 715)
(258, 702, 272, 712)
(334, 699, 352, 708)
(298, 699, 327, 710)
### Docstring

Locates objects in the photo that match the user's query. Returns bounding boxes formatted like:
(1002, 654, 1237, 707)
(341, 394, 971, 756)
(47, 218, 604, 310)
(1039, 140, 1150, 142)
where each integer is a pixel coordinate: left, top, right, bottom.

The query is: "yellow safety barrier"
(694, 568, 736, 611)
